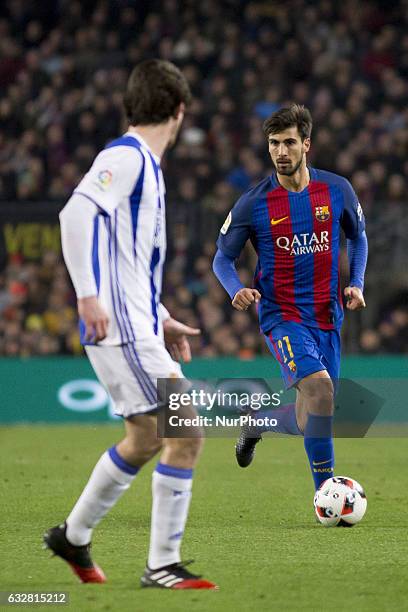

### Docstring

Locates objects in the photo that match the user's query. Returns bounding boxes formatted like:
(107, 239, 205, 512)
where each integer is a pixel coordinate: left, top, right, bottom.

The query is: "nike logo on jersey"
(271, 216, 288, 226)
(312, 459, 332, 466)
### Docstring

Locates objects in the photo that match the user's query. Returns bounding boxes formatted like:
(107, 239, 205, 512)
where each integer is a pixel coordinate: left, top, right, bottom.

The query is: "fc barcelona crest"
(288, 359, 297, 372)
(315, 205, 330, 222)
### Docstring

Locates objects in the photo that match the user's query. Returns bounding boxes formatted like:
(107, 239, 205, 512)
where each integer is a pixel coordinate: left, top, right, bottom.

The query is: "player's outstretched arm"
(60, 193, 109, 341)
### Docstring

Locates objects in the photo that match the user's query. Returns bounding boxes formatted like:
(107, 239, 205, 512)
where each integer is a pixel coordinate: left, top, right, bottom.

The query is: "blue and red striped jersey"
(216, 168, 365, 333)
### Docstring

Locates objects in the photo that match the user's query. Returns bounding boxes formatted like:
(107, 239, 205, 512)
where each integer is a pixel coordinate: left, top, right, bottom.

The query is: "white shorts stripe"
(127, 341, 157, 398)
(85, 340, 184, 418)
(122, 343, 156, 404)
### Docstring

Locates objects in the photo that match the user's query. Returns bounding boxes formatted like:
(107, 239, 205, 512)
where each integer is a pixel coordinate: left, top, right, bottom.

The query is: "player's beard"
(275, 155, 303, 176)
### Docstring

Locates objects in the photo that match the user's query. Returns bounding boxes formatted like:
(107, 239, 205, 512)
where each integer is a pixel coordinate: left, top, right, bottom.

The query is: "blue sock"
(303, 414, 334, 490)
(108, 445, 140, 475)
(253, 403, 302, 435)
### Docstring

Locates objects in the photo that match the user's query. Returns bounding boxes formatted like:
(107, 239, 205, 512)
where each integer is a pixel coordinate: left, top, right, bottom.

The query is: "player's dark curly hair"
(124, 59, 192, 126)
(263, 104, 313, 141)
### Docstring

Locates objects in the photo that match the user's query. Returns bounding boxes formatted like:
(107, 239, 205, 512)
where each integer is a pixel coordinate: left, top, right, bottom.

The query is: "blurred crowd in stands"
(0, 0, 407, 356)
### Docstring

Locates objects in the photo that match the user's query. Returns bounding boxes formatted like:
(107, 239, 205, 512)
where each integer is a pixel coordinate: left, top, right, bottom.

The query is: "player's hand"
(232, 288, 261, 311)
(77, 296, 110, 342)
(163, 317, 201, 363)
(344, 286, 366, 311)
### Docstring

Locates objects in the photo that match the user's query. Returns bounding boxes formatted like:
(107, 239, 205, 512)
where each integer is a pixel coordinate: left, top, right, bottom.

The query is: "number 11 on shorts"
(277, 335, 294, 363)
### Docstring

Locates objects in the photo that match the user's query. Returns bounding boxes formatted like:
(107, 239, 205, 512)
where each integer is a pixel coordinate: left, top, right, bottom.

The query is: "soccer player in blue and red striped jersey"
(213, 104, 368, 491)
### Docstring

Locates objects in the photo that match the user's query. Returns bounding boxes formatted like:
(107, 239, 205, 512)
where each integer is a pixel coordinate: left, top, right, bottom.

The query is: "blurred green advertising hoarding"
(0, 357, 406, 431)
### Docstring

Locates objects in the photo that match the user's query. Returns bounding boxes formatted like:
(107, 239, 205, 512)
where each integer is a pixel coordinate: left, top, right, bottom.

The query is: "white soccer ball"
(314, 476, 367, 527)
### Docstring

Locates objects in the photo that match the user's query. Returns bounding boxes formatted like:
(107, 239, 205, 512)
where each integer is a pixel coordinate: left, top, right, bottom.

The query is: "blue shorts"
(265, 321, 341, 391)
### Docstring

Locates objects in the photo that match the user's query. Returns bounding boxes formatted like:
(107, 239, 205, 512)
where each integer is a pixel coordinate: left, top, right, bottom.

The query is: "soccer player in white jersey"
(43, 60, 217, 590)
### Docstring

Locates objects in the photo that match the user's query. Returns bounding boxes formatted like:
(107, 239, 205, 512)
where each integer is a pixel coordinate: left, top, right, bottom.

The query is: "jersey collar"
(270, 165, 316, 192)
(124, 131, 161, 165)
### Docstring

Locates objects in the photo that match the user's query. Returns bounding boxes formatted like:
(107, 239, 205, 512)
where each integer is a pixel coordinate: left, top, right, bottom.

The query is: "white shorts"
(85, 337, 184, 418)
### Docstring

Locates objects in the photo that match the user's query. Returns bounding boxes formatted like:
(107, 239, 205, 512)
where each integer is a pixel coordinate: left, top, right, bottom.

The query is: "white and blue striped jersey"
(73, 132, 167, 346)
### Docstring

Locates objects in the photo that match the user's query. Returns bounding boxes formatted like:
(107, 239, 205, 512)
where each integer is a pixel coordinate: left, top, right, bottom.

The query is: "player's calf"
(144, 457, 219, 588)
(146, 409, 205, 575)
(297, 372, 335, 490)
(116, 413, 162, 466)
(161, 403, 205, 468)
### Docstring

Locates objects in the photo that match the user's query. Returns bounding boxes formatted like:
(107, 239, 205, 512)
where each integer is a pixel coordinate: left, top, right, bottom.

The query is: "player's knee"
(300, 376, 334, 416)
(165, 435, 204, 464)
(313, 383, 334, 415)
(179, 436, 204, 461)
(119, 437, 162, 466)
(141, 441, 163, 463)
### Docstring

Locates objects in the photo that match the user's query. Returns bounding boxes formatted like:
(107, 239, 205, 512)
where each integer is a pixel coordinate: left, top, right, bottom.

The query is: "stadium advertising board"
(0, 357, 406, 431)
(0, 202, 62, 266)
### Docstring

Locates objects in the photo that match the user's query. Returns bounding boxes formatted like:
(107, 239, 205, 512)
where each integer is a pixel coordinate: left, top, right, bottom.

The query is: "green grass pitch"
(1, 425, 407, 611)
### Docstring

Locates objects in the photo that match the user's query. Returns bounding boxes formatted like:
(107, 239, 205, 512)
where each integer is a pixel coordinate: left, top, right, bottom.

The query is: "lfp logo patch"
(98, 170, 112, 190)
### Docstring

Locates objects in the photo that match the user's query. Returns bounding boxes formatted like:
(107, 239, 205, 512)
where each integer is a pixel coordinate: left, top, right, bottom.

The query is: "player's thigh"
(265, 322, 327, 390)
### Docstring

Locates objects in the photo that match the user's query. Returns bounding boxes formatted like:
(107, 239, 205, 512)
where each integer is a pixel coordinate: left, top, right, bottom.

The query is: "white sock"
(66, 447, 139, 546)
(148, 463, 193, 569)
